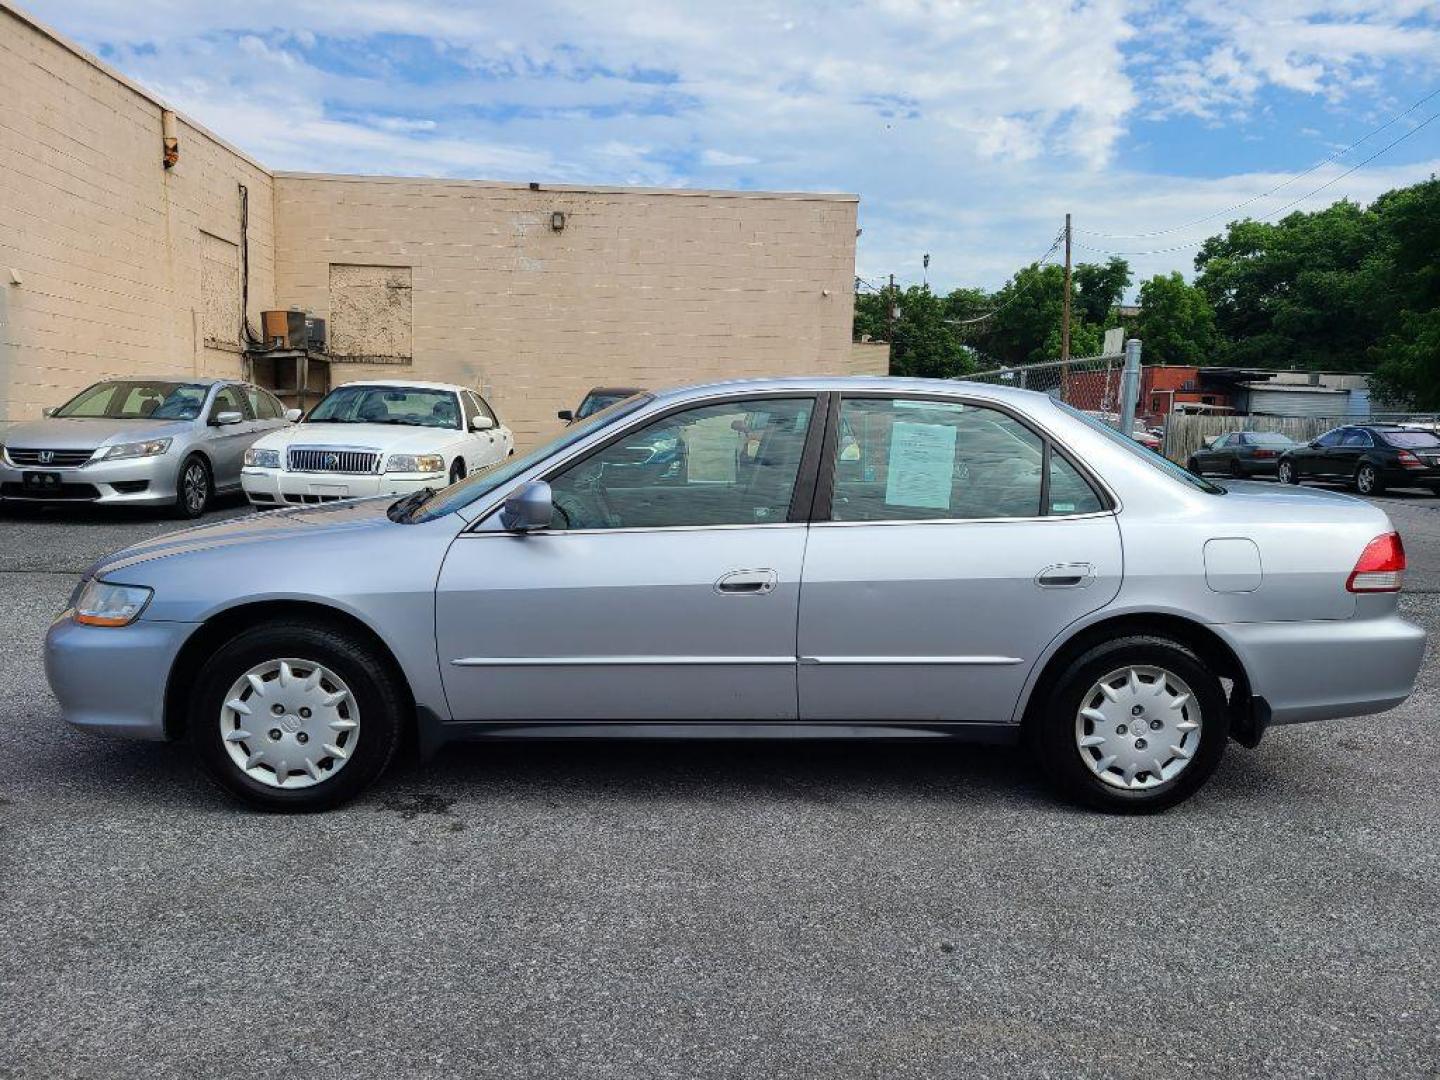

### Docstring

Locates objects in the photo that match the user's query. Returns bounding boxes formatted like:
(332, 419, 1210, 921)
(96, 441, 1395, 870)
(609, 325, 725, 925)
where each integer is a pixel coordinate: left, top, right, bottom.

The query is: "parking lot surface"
(2, 488, 1438, 1079)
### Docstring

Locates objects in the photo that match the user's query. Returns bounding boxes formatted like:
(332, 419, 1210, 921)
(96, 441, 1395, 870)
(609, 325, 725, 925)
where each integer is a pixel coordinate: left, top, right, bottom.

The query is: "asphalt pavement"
(1, 490, 1437, 1079)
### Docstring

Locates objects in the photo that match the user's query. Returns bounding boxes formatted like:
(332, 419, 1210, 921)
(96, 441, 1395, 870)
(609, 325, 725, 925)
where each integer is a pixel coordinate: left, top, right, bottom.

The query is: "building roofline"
(273, 171, 859, 202)
(1, 0, 271, 175)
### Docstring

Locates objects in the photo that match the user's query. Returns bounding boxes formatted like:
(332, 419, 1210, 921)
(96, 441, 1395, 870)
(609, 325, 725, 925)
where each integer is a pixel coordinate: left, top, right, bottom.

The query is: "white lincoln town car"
(241, 380, 513, 507)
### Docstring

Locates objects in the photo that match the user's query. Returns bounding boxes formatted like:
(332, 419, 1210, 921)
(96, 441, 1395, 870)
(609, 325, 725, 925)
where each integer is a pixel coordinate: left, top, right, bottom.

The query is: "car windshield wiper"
(387, 486, 436, 523)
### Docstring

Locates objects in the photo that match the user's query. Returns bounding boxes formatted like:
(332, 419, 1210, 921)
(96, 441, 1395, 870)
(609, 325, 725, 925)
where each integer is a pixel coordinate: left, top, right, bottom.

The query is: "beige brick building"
(0, 1, 872, 448)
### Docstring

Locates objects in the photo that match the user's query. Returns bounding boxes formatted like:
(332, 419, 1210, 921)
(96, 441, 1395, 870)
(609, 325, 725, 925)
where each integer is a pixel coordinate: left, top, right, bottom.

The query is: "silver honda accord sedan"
(45, 377, 1426, 812)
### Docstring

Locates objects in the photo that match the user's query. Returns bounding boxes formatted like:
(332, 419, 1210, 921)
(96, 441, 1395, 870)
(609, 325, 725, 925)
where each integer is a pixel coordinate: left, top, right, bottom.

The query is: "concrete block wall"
(274, 174, 863, 448)
(0, 1, 274, 430)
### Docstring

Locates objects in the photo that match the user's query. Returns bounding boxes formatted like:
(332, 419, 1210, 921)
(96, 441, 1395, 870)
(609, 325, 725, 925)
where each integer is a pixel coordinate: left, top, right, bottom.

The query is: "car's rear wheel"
(1028, 636, 1230, 813)
(1278, 459, 1298, 485)
(172, 455, 211, 519)
(1354, 463, 1382, 495)
(189, 621, 406, 810)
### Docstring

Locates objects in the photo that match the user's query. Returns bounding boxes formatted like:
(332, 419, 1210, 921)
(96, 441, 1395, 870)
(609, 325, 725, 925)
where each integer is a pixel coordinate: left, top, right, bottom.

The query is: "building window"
(328, 264, 413, 364)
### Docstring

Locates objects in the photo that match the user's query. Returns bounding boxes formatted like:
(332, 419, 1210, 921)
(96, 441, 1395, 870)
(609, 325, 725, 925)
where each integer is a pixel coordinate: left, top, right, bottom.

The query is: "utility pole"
(1060, 212, 1072, 364)
(887, 273, 896, 342)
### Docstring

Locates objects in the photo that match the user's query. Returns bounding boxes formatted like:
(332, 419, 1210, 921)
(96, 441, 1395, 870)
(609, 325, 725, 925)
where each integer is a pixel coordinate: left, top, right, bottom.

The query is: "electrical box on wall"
(261, 309, 307, 349)
(305, 316, 326, 351)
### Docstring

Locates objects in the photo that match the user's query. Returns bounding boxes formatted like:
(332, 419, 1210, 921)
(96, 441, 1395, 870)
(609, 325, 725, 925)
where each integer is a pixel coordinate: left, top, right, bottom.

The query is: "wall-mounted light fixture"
(551, 211, 566, 232)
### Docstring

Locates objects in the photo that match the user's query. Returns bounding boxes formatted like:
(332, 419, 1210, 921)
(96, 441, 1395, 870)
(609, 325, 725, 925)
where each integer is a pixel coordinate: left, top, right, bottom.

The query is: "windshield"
(307, 385, 462, 429)
(1056, 400, 1224, 494)
(1246, 432, 1294, 446)
(406, 394, 654, 522)
(577, 390, 637, 419)
(1381, 429, 1440, 449)
(54, 380, 209, 421)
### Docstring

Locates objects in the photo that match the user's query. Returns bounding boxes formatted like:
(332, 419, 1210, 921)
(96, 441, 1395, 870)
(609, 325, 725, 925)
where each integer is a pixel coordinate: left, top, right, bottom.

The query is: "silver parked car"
(1, 377, 297, 517)
(45, 377, 1425, 812)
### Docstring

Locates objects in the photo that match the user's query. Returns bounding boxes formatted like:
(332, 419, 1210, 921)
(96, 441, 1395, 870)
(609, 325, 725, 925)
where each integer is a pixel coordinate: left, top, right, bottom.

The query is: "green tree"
(1194, 201, 1382, 370)
(887, 285, 977, 378)
(1370, 179, 1440, 406)
(1073, 257, 1132, 325)
(1134, 272, 1219, 365)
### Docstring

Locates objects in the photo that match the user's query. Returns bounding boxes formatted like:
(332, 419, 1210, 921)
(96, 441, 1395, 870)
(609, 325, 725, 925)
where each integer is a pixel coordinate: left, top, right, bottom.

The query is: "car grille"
(6, 448, 95, 468)
(286, 447, 380, 474)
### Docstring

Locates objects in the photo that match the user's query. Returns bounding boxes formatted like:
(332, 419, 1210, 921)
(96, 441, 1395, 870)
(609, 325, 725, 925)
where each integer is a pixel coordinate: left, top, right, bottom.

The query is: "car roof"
(91, 375, 228, 386)
(586, 386, 645, 396)
(338, 380, 470, 393)
(649, 374, 1055, 408)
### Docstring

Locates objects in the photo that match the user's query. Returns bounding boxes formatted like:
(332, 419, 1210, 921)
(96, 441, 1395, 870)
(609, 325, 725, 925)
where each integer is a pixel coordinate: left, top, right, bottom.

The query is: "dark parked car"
(1186, 431, 1296, 478)
(558, 386, 643, 425)
(1277, 424, 1440, 495)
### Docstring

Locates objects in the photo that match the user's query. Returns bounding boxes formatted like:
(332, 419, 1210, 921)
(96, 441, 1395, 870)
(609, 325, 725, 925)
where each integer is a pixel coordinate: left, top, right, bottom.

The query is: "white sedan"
(241, 380, 513, 508)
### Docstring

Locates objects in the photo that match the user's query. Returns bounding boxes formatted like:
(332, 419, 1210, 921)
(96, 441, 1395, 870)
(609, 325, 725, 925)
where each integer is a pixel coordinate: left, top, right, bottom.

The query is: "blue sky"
(24, 0, 1440, 298)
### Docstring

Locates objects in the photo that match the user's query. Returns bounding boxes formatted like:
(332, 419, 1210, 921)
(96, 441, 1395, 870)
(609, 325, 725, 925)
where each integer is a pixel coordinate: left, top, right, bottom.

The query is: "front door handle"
(1035, 563, 1095, 589)
(715, 568, 778, 595)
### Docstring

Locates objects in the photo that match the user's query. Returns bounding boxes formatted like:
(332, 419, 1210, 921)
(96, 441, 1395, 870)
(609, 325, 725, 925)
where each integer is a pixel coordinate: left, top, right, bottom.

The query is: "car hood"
(3, 417, 194, 450)
(252, 423, 460, 455)
(90, 496, 402, 578)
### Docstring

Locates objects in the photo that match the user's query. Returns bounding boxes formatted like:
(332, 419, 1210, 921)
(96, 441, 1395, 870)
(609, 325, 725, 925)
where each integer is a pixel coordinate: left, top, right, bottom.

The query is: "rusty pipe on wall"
(161, 109, 178, 168)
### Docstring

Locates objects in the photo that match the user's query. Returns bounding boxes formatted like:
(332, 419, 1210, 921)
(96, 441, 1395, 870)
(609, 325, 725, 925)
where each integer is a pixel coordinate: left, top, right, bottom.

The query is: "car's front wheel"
(1354, 463, 1383, 495)
(189, 620, 407, 810)
(1186, 457, 1202, 475)
(1028, 635, 1230, 813)
(1277, 459, 1298, 485)
(449, 458, 466, 484)
(172, 455, 211, 518)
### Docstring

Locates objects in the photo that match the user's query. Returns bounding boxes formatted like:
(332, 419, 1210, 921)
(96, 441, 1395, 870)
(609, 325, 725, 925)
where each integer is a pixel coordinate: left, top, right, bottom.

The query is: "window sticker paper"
(885, 421, 957, 510)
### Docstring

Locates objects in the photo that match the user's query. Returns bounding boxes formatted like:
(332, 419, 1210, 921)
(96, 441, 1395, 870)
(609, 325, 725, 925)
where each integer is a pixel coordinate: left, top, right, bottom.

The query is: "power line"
(1076, 110, 1440, 258)
(1080, 85, 1440, 240)
(948, 231, 1065, 326)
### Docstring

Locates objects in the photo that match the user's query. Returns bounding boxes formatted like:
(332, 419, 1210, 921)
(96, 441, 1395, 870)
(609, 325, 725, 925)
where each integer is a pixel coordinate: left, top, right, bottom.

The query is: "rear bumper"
(1380, 465, 1440, 487)
(1216, 613, 1426, 725)
(45, 615, 192, 739)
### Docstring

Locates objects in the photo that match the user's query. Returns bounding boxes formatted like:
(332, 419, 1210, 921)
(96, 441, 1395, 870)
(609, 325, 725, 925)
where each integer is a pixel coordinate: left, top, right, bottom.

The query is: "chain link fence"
(963, 352, 1129, 419)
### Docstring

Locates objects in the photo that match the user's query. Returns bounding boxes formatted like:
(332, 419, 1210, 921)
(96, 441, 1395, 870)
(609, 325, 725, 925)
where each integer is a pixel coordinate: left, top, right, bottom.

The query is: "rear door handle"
(715, 568, 778, 595)
(1036, 563, 1095, 589)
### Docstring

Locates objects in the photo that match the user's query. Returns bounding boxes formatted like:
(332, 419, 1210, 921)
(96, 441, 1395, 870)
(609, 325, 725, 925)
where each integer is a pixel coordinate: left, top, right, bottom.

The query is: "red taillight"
(1397, 449, 1425, 469)
(1347, 532, 1406, 593)
(1253, 449, 1278, 458)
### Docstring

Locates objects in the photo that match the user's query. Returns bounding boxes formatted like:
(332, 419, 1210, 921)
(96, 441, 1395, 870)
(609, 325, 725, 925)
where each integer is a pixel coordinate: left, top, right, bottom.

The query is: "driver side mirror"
(284, 408, 304, 423)
(213, 411, 244, 426)
(42, 406, 58, 418)
(500, 480, 553, 532)
(557, 409, 574, 422)
(471, 414, 495, 432)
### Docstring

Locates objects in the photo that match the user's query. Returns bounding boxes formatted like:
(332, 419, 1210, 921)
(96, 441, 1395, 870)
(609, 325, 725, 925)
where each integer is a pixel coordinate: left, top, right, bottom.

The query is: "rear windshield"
(1056, 400, 1224, 494)
(1245, 432, 1294, 446)
(1380, 430, 1440, 449)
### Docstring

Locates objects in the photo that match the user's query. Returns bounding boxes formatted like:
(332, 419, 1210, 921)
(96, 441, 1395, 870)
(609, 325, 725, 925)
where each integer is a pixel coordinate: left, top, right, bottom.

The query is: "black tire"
(1277, 459, 1299, 485)
(1354, 462, 1383, 496)
(1027, 635, 1230, 814)
(189, 620, 407, 811)
(172, 454, 211, 519)
(1228, 458, 1244, 479)
(1186, 458, 1202, 475)
(449, 458, 466, 484)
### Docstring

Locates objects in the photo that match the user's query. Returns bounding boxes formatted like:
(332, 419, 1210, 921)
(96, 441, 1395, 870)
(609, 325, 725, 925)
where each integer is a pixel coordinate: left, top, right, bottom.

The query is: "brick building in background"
(0, 1, 872, 449)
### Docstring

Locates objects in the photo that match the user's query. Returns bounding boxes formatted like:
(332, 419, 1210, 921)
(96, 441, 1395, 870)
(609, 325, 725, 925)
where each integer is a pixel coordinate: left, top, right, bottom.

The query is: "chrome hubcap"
(219, 658, 359, 789)
(1359, 468, 1374, 492)
(1074, 666, 1201, 791)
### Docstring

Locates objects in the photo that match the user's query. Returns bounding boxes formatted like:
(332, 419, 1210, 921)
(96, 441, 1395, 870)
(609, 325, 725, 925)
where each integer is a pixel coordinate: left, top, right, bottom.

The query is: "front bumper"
(241, 467, 444, 506)
(0, 454, 178, 506)
(1217, 612, 1426, 726)
(45, 615, 195, 739)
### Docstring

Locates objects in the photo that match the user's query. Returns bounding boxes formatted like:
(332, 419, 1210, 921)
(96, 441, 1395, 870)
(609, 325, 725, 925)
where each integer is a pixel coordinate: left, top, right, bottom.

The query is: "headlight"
(101, 437, 172, 461)
(385, 453, 445, 474)
(71, 580, 152, 627)
(244, 448, 282, 469)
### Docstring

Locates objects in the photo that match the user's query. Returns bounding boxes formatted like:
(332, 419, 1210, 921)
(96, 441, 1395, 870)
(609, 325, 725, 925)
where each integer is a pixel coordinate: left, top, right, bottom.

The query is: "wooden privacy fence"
(1159, 414, 1422, 464)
